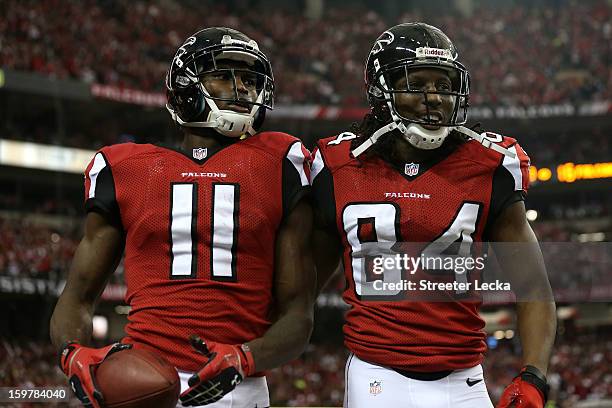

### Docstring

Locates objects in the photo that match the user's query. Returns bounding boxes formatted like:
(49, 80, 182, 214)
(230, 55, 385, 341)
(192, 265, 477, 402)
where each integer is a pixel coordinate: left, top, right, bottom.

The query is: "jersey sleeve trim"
(84, 152, 122, 230)
(287, 141, 310, 187)
(310, 144, 337, 229)
(484, 153, 527, 239)
(282, 141, 312, 218)
(501, 143, 530, 192)
(502, 145, 524, 191)
(87, 153, 107, 198)
(310, 147, 325, 184)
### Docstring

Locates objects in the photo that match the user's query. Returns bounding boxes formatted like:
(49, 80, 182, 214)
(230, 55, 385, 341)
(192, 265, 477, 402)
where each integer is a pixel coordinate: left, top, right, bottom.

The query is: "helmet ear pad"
(171, 84, 207, 123)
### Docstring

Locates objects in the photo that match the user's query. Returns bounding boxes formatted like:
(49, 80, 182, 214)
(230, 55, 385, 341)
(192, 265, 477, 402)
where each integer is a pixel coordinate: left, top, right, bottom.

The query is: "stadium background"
(0, 0, 611, 406)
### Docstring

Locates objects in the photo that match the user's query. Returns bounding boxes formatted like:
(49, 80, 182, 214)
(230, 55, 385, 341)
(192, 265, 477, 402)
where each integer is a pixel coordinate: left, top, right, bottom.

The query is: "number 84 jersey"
(83, 132, 310, 372)
(311, 131, 530, 372)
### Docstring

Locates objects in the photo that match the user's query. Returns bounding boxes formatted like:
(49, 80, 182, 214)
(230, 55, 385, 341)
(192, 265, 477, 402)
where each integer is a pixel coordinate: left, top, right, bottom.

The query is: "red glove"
(59, 341, 132, 408)
(497, 366, 549, 408)
(179, 335, 255, 406)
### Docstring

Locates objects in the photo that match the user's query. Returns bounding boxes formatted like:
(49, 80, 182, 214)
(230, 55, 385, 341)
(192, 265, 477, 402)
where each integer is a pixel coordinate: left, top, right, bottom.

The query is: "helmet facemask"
(378, 61, 469, 128)
(370, 51, 470, 150)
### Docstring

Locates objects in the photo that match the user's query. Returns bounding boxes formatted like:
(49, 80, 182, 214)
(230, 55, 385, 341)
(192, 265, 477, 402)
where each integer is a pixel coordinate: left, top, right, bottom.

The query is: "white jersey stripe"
(310, 148, 325, 184)
(502, 145, 522, 191)
(87, 153, 107, 199)
(211, 184, 237, 278)
(287, 141, 309, 186)
(171, 184, 195, 277)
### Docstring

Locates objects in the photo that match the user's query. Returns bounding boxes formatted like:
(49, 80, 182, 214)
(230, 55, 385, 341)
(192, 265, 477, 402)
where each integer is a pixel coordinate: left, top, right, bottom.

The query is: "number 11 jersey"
(84, 132, 310, 371)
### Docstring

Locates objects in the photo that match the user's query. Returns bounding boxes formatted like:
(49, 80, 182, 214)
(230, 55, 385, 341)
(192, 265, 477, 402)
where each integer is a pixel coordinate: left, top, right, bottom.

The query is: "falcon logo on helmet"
(370, 31, 395, 56)
(166, 27, 274, 138)
(173, 36, 197, 69)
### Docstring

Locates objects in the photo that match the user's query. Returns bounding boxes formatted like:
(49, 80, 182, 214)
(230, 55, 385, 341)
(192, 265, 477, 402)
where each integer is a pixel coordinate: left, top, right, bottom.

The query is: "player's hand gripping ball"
(179, 335, 255, 406)
(61, 342, 180, 408)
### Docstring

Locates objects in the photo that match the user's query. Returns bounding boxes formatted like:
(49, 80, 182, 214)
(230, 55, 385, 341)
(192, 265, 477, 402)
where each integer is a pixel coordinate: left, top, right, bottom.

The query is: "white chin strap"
(453, 125, 516, 158)
(167, 84, 263, 138)
(351, 121, 515, 159)
(403, 123, 451, 150)
(204, 106, 257, 138)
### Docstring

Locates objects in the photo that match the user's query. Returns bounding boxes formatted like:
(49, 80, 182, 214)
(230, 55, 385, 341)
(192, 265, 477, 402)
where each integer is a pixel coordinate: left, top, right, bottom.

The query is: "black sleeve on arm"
(85, 154, 123, 231)
(484, 161, 525, 240)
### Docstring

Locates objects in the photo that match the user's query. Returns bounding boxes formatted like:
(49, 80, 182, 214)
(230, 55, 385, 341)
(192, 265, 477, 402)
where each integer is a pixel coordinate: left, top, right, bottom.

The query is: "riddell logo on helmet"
(416, 47, 452, 59)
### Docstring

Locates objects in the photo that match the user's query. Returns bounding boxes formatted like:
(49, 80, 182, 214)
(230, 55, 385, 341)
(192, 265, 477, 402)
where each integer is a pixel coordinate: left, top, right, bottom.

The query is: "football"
(95, 347, 180, 408)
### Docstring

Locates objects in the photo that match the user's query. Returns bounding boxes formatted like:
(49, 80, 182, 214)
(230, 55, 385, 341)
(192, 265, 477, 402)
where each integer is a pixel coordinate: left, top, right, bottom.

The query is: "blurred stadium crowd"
(1, 333, 610, 407)
(1, 0, 610, 106)
(522, 130, 609, 169)
(0, 216, 74, 281)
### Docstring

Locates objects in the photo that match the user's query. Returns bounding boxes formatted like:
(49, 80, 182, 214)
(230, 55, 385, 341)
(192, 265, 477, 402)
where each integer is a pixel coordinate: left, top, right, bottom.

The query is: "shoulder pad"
(98, 143, 157, 166)
(245, 131, 302, 158)
(463, 131, 531, 190)
(485, 134, 530, 167)
(463, 132, 526, 165)
(481, 132, 518, 149)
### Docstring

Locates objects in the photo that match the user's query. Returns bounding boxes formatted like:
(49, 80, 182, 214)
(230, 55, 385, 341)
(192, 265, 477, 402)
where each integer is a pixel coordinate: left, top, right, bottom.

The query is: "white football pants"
(177, 370, 269, 408)
(344, 354, 493, 408)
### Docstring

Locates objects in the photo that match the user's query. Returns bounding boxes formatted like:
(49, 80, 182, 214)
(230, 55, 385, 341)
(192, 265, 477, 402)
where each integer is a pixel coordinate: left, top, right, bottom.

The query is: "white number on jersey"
(342, 202, 481, 295)
(327, 132, 357, 145)
(169, 183, 239, 280)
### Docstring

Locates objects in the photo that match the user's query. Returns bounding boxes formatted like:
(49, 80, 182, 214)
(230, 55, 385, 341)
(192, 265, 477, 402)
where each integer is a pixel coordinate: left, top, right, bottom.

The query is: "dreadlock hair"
(349, 112, 398, 163)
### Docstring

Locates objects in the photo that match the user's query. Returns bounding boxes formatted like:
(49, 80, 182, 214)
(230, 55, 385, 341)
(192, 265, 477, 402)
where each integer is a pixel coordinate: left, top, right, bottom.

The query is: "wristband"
(519, 365, 549, 401)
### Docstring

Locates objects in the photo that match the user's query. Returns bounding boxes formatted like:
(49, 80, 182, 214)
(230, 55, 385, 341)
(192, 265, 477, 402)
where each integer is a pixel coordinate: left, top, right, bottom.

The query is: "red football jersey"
(311, 131, 530, 372)
(83, 132, 310, 371)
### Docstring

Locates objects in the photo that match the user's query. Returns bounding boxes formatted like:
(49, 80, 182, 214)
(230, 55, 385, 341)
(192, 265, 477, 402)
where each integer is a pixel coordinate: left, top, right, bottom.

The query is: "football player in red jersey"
(311, 23, 556, 408)
(50, 27, 315, 408)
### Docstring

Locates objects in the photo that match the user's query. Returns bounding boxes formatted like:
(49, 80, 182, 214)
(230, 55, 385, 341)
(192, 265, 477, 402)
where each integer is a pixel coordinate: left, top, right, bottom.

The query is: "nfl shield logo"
(405, 162, 419, 176)
(193, 148, 208, 160)
(369, 380, 382, 395)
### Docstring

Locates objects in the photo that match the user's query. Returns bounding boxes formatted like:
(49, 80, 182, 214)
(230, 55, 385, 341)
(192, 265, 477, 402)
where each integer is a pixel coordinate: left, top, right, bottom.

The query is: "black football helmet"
(166, 27, 274, 138)
(353, 23, 471, 156)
